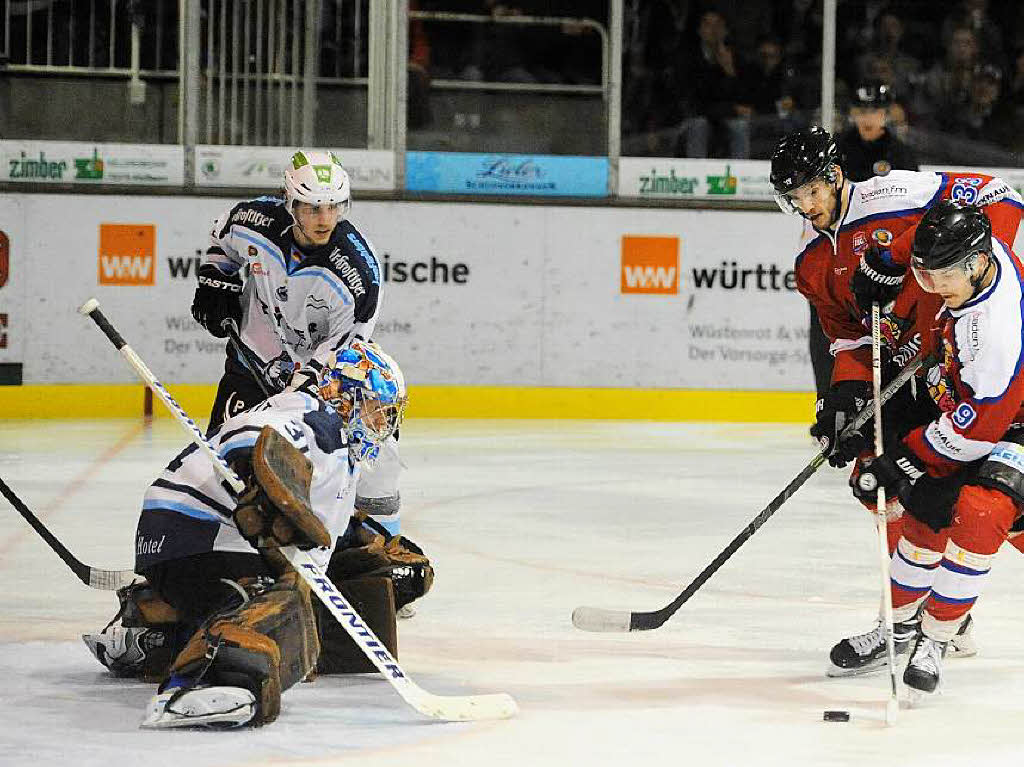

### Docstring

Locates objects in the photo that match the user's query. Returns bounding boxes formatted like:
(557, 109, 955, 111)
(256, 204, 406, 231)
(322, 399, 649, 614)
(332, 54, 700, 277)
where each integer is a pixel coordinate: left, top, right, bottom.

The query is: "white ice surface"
(2, 418, 1024, 767)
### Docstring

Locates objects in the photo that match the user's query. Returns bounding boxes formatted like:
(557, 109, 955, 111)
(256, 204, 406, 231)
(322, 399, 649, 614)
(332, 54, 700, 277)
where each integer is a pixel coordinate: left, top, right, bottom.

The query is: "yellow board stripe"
(0, 384, 816, 422)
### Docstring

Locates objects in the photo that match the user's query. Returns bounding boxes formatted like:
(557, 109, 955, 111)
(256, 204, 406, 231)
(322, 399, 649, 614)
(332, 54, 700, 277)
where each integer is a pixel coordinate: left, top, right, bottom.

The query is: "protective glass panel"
(832, 0, 1024, 177)
(621, 1, 821, 159)
(406, 2, 608, 156)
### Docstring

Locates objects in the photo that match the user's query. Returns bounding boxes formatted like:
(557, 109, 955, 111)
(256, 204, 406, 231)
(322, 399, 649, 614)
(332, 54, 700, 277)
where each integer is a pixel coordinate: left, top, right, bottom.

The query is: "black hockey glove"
(810, 380, 872, 468)
(191, 263, 243, 339)
(851, 444, 924, 506)
(853, 444, 963, 532)
(850, 245, 906, 313)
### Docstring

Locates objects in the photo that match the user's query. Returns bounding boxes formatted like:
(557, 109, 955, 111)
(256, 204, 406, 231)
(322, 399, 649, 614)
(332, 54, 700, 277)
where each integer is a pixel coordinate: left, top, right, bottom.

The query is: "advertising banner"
(406, 152, 609, 196)
(0, 196, 25, 369)
(618, 159, 1024, 203)
(195, 146, 395, 191)
(4, 193, 813, 391)
(618, 157, 774, 201)
(0, 141, 184, 185)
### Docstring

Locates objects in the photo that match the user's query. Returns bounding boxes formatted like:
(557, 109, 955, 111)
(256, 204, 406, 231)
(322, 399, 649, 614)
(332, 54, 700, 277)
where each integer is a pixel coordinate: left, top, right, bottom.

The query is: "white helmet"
(283, 149, 352, 220)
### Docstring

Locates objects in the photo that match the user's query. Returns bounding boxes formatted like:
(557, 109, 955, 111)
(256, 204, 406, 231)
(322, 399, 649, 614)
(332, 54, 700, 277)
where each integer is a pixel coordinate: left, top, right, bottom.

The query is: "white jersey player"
(83, 342, 433, 729)
(190, 150, 404, 537)
(192, 150, 384, 429)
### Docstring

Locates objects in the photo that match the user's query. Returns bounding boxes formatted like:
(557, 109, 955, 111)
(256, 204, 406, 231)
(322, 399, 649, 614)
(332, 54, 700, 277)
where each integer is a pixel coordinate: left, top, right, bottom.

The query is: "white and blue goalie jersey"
(134, 392, 358, 573)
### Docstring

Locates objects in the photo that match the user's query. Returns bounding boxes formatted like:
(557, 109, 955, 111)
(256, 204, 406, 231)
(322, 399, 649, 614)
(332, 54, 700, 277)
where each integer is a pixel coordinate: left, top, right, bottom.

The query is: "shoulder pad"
(321, 223, 382, 298)
(853, 170, 936, 210)
(302, 408, 348, 455)
(227, 198, 289, 233)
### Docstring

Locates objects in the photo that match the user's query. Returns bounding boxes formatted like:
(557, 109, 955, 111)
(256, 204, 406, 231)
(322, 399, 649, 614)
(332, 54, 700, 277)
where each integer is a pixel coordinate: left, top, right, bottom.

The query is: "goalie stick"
(0, 475, 137, 591)
(79, 297, 517, 723)
(572, 348, 934, 633)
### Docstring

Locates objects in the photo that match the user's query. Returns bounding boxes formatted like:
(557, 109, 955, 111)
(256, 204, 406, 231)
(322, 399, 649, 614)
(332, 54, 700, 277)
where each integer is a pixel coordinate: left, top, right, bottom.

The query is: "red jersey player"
(770, 127, 1023, 674)
(836, 201, 1024, 694)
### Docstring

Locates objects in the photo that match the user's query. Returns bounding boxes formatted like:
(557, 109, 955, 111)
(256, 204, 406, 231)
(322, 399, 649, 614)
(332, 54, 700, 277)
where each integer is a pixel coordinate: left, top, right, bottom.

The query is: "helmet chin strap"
(827, 177, 845, 229)
(968, 252, 994, 296)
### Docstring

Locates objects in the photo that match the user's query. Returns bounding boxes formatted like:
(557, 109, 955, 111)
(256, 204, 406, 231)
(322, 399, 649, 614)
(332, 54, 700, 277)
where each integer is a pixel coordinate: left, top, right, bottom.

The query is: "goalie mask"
(319, 341, 407, 464)
(283, 150, 352, 224)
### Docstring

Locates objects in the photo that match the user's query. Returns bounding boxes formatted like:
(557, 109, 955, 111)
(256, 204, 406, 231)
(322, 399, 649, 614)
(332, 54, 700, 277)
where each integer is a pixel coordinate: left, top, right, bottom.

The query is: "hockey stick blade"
(571, 606, 631, 633)
(572, 350, 934, 633)
(0, 475, 137, 591)
(81, 298, 518, 722)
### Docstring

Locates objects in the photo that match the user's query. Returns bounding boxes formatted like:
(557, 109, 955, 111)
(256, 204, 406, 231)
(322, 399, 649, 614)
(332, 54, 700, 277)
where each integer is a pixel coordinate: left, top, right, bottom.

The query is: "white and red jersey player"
(795, 170, 1022, 386)
(887, 229, 1024, 641)
(794, 170, 1023, 549)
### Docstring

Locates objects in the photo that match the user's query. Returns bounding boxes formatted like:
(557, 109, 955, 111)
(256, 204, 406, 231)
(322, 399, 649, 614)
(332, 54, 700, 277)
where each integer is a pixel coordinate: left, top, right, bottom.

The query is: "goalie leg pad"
(167, 571, 319, 726)
(83, 581, 185, 681)
(315, 576, 398, 675)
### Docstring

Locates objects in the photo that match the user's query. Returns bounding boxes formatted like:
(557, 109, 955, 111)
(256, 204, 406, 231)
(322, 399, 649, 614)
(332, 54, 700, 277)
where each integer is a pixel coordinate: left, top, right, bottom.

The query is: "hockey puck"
(823, 710, 850, 722)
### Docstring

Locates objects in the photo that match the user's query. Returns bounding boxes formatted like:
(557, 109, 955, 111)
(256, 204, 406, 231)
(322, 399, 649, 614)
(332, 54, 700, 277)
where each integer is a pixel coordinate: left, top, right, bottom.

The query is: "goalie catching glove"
(329, 511, 434, 609)
(232, 426, 332, 551)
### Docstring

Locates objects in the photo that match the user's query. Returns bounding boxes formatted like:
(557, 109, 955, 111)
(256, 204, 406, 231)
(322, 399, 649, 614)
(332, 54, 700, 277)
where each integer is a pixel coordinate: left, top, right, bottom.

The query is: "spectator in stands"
(837, 81, 918, 181)
(778, 0, 824, 116)
(780, 0, 822, 69)
(854, 7, 923, 106)
(945, 63, 1017, 149)
(743, 35, 803, 158)
(621, 0, 692, 156)
(941, 0, 1005, 71)
(676, 8, 753, 158)
(914, 23, 978, 129)
(408, 0, 433, 129)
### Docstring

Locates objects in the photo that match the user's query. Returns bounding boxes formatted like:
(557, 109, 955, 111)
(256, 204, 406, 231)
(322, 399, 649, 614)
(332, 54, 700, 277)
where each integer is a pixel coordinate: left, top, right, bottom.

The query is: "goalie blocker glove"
(810, 380, 872, 467)
(191, 263, 243, 339)
(232, 427, 332, 551)
(850, 245, 906, 312)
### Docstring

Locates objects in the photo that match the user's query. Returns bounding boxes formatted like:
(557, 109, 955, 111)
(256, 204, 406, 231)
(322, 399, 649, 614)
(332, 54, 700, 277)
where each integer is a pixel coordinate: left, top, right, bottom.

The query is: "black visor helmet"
(770, 127, 842, 215)
(911, 200, 992, 291)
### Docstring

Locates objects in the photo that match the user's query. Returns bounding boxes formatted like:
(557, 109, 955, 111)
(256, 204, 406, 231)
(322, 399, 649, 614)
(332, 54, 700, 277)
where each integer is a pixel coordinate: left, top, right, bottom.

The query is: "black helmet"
(852, 81, 892, 108)
(770, 127, 841, 196)
(911, 200, 992, 271)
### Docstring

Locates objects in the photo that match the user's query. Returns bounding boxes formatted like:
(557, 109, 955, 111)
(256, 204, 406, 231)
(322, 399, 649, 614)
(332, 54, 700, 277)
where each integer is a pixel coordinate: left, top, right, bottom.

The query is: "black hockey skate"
(826, 618, 919, 677)
(904, 633, 948, 693)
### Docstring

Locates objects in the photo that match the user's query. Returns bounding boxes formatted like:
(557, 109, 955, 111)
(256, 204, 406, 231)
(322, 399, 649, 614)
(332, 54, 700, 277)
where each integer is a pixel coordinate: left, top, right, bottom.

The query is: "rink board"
(0, 193, 817, 397)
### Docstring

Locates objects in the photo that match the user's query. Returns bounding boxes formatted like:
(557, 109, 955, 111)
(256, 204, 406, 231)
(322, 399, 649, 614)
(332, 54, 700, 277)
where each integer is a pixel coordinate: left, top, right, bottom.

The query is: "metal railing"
(199, 0, 320, 146)
(1, 0, 177, 75)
